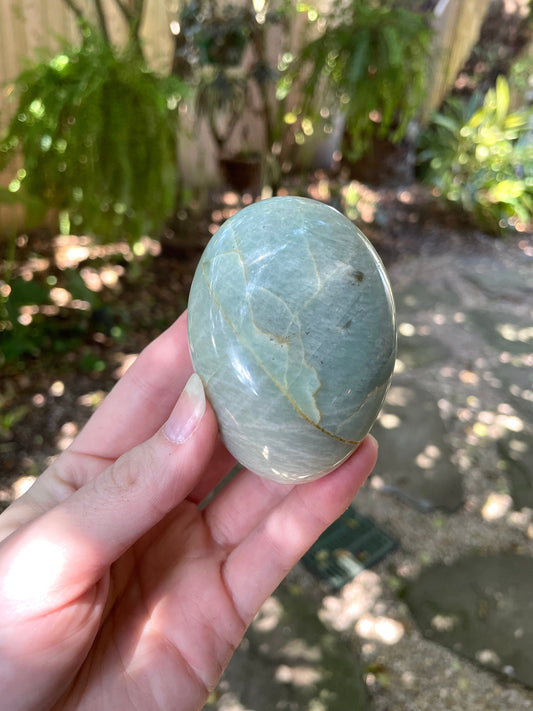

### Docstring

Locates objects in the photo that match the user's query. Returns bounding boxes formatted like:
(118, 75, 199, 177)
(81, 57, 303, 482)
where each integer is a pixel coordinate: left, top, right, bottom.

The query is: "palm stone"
(187, 196, 396, 483)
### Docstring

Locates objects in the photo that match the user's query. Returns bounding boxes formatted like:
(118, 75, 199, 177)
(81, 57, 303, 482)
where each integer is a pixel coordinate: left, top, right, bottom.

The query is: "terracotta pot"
(219, 154, 262, 193)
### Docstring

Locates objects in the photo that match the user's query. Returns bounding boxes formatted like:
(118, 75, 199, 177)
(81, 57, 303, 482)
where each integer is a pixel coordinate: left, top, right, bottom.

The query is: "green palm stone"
(187, 196, 396, 483)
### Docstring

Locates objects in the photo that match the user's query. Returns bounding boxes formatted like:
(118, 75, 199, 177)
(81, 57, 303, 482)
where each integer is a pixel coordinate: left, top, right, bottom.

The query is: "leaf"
(2, 32, 180, 244)
(6, 278, 50, 309)
(504, 112, 528, 130)
(495, 76, 510, 127)
(382, 25, 401, 68)
(487, 179, 525, 202)
(431, 113, 460, 134)
(1, 405, 29, 434)
(346, 28, 370, 87)
(63, 268, 99, 308)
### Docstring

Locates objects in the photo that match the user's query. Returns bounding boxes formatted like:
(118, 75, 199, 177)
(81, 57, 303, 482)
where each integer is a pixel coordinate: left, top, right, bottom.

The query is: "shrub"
(417, 76, 533, 233)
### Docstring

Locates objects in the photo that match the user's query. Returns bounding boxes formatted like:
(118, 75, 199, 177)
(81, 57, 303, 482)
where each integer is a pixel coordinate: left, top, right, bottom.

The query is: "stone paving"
(205, 231, 533, 710)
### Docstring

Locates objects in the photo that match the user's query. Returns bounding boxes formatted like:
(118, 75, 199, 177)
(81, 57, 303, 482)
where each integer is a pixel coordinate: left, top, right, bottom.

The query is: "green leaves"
(293, 0, 432, 160)
(495, 75, 510, 127)
(0, 31, 187, 243)
(417, 76, 533, 234)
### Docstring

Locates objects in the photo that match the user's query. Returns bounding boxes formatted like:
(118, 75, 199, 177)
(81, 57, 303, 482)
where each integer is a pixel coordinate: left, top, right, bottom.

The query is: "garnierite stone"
(187, 196, 397, 483)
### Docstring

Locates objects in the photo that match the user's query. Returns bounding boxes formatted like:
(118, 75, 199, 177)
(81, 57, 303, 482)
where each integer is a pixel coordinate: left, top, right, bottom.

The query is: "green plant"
(294, 0, 432, 160)
(176, 0, 292, 188)
(0, 383, 29, 442)
(417, 76, 533, 233)
(0, 30, 187, 243)
(177, 1, 250, 69)
(509, 52, 533, 108)
(0, 268, 98, 365)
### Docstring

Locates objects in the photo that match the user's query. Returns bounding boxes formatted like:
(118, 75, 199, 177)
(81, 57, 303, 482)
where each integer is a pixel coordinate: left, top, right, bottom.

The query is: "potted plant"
(175, 0, 292, 192)
(293, 0, 432, 182)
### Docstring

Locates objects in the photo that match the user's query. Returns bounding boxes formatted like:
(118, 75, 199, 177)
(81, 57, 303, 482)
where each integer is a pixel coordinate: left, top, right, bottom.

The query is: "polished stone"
(187, 196, 396, 482)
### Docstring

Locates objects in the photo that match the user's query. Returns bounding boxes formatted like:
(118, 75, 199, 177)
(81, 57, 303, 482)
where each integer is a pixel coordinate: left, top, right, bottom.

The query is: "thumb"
(0, 374, 218, 609)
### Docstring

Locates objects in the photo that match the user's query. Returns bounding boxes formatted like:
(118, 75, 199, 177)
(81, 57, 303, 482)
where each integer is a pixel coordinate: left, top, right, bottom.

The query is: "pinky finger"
(222, 436, 378, 625)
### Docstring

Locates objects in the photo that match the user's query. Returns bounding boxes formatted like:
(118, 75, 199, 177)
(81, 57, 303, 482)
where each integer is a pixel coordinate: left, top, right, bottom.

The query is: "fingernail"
(164, 373, 206, 444)
(368, 434, 379, 450)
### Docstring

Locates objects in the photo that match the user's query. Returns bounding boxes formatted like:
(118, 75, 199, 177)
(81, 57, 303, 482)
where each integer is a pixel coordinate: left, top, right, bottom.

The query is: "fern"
(0, 31, 187, 242)
(296, 0, 432, 160)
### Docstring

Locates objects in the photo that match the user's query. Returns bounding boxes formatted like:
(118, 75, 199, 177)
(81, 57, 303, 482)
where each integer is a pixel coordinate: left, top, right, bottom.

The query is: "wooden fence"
(425, 0, 492, 120)
(0, 0, 493, 122)
(0, 0, 174, 94)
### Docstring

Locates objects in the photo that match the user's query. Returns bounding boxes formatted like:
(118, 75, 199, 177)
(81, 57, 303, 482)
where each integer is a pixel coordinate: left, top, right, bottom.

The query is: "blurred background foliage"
(294, 0, 432, 161)
(0, 26, 186, 244)
(0, 0, 532, 369)
(418, 75, 533, 233)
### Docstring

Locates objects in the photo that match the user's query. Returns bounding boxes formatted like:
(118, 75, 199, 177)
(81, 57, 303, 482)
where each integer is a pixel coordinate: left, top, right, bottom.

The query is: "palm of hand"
(57, 497, 244, 711)
(0, 314, 376, 711)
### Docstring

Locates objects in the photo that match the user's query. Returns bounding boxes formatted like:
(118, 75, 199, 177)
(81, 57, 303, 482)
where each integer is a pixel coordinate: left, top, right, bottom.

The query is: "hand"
(0, 311, 378, 711)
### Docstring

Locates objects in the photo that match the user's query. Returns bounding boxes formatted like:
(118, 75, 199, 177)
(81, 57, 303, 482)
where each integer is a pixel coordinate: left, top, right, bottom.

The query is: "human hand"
(0, 311, 378, 711)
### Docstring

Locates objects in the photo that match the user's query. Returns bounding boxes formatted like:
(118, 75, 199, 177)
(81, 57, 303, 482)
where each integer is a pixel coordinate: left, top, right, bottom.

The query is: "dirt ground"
(0, 180, 486, 504)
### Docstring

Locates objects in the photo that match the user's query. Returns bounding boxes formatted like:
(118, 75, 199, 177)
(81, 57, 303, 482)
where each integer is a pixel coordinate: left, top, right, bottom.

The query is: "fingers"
(186, 439, 236, 505)
(64, 375, 217, 567)
(219, 436, 378, 625)
(71, 312, 192, 461)
(0, 376, 219, 611)
(0, 459, 81, 543)
(204, 469, 295, 549)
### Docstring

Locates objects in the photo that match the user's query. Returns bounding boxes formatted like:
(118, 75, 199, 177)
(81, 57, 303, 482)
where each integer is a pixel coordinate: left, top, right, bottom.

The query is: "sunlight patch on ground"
(77, 390, 106, 410)
(341, 180, 378, 223)
(80, 265, 125, 292)
(386, 386, 412, 408)
(481, 493, 513, 521)
(12, 475, 37, 499)
(281, 638, 322, 663)
(459, 369, 480, 385)
(476, 649, 501, 666)
(56, 421, 79, 451)
(319, 569, 382, 632)
(496, 323, 533, 344)
(415, 443, 442, 469)
(252, 595, 283, 633)
(379, 413, 402, 430)
(49, 381, 65, 397)
(398, 322, 416, 337)
(113, 353, 138, 380)
(275, 664, 322, 687)
(467, 409, 524, 444)
(431, 613, 460, 632)
(393, 358, 406, 374)
(356, 614, 405, 645)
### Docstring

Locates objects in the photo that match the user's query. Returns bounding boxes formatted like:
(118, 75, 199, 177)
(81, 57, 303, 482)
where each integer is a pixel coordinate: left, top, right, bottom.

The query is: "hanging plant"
(0, 29, 187, 242)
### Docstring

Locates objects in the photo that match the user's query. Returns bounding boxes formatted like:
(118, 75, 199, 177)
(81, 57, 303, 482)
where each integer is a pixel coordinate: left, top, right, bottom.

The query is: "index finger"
(71, 311, 191, 460)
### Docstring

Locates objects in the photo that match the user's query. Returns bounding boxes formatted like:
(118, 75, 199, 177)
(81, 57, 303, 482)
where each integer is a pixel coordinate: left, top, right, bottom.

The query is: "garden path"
(206, 223, 533, 711)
